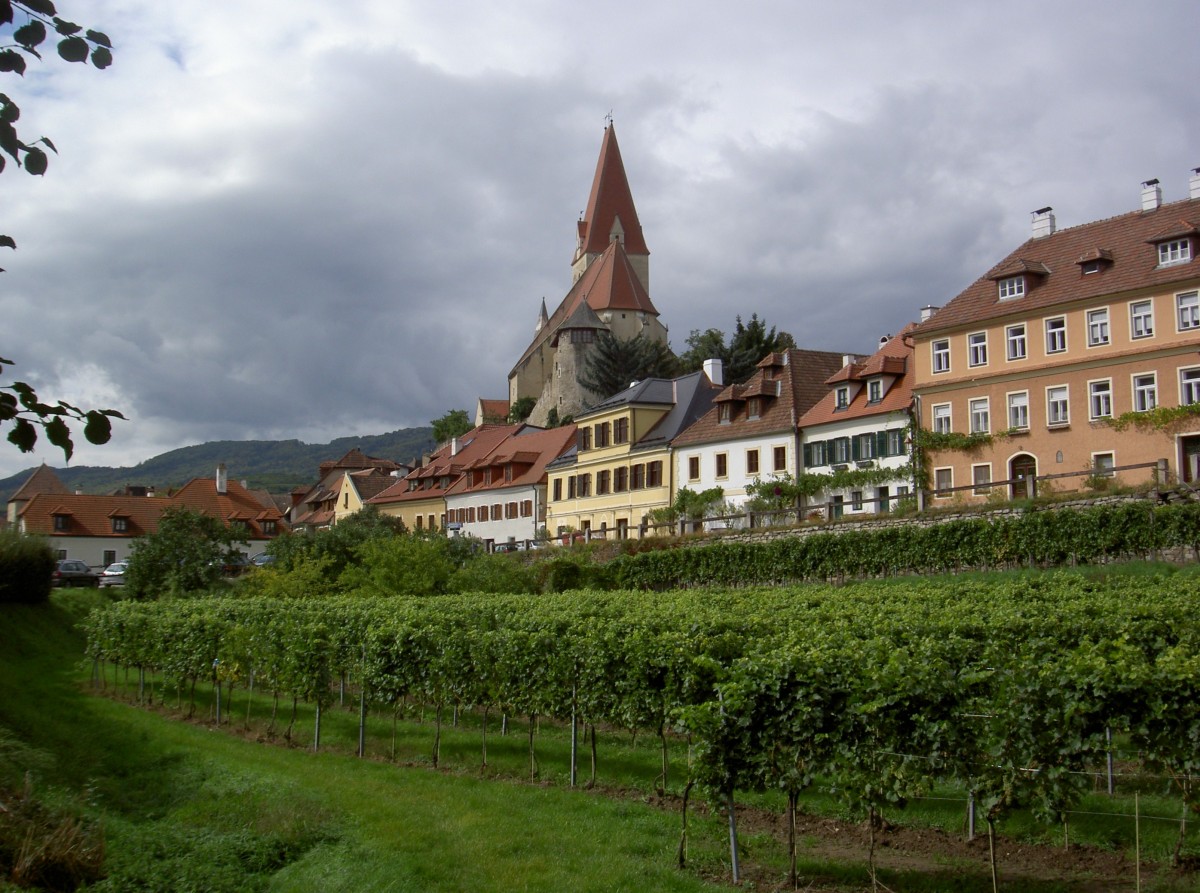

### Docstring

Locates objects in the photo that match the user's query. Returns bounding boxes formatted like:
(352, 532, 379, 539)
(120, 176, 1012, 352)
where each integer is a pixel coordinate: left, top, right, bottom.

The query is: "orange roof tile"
(799, 325, 917, 429)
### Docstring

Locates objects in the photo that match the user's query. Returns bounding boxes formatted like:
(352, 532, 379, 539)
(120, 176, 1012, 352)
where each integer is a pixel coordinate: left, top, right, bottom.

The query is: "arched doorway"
(1010, 454, 1038, 499)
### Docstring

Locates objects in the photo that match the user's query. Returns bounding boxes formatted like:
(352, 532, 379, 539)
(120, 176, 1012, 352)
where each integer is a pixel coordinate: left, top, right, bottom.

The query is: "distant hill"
(0, 428, 436, 500)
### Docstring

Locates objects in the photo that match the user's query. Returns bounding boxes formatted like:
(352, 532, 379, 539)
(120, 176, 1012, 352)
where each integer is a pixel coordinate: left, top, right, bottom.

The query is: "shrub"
(0, 531, 54, 605)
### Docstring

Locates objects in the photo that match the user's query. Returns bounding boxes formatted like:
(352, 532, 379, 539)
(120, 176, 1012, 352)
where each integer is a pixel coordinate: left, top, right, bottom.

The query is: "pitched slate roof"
(570, 370, 721, 452)
(799, 325, 916, 428)
(918, 195, 1200, 335)
(673, 349, 847, 448)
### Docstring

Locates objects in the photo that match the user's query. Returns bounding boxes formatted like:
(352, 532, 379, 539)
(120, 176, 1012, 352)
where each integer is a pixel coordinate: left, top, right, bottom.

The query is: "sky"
(4, 0, 1200, 479)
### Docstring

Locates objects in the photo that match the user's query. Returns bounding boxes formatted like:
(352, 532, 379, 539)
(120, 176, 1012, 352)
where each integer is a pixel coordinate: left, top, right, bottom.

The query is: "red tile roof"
(447, 425, 577, 497)
(9, 464, 70, 503)
(369, 425, 523, 506)
(799, 325, 916, 428)
(918, 196, 1200, 335)
(574, 124, 649, 261)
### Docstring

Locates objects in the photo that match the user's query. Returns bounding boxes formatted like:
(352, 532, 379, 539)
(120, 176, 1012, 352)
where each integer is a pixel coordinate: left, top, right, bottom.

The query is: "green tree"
(507, 396, 536, 423)
(578, 332, 677, 401)
(267, 505, 405, 582)
(2, 2, 122, 458)
(677, 313, 796, 385)
(339, 533, 456, 596)
(431, 408, 472, 443)
(125, 506, 247, 598)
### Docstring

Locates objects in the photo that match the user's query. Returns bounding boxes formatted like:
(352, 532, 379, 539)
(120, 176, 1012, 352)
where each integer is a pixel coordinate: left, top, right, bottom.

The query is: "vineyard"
(83, 567, 1200, 889)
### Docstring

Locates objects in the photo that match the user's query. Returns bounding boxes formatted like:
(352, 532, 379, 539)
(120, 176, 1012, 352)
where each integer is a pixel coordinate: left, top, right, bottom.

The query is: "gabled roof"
(673, 349, 847, 448)
(918, 196, 1200, 335)
(799, 325, 917, 429)
(574, 370, 721, 450)
(369, 425, 523, 506)
(345, 469, 401, 502)
(447, 425, 578, 498)
(9, 464, 70, 503)
(511, 240, 658, 375)
(169, 476, 288, 535)
(573, 123, 649, 262)
(19, 493, 167, 539)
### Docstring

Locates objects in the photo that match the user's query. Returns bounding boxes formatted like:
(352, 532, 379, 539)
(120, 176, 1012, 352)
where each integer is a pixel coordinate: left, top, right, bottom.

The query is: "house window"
(886, 429, 906, 456)
(934, 467, 953, 496)
(646, 461, 663, 487)
(103, 550, 116, 566)
(747, 397, 762, 419)
(262, 520, 277, 536)
(1008, 392, 1029, 430)
(746, 449, 760, 474)
(479, 505, 489, 521)
(614, 467, 628, 492)
(631, 464, 646, 489)
(998, 276, 1025, 300)
(1092, 452, 1116, 477)
(867, 380, 882, 403)
(577, 474, 591, 498)
(613, 417, 629, 443)
(687, 455, 700, 481)
(718, 402, 732, 423)
(972, 464, 992, 495)
(932, 339, 950, 374)
(805, 440, 827, 468)
(1178, 292, 1200, 331)
(521, 500, 533, 517)
(567, 477, 577, 498)
(968, 332, 988, 367)
(1087, 308, 1110, 346)
(1047, 386, 1070, 426)
(112, 517, 128, 533)
(773, 446, 787, 472)
(932, 403, 951, 435)
(577, 427, 592, 451)
(1182, 368, 1200, 405)
(1006, 324, 1027, 361)
(415, 515, 423, 530)
(491, 504, 502, 520)
(1089, 380, 1113, 419)
(851, 490, 863, 511)
(714, 454, 728, 479)
(835, 387, 849, 410)
(857, 433, 876, 459)
(1158, 238, 1191, 266)
(1045, 317, 1067, 354)
(552, 478, 562, 501)
(969, 398, 990, 434)
(53, 514, 68, 531)
(1130, 300, 1154, 339)
(594, 422, 610, 448)
(831, 437, 852, 464)
(596, 470, 611, 495)
(1133, 373, 1158, 412)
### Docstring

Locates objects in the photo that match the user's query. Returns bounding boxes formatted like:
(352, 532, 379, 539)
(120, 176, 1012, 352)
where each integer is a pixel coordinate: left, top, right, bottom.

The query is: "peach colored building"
(913, 175, 1200, 503)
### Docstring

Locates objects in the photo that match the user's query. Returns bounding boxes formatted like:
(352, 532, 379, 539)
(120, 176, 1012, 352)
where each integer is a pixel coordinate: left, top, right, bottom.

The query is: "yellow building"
(912, 176, 1200, 502)
(545, 370, 718, 538)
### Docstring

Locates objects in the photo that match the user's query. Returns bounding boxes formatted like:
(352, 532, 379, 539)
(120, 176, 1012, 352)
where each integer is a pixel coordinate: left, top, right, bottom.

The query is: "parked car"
(52, 559, 99, 588)
(251, 553, 275, 568)
(98, 561, 128, 588)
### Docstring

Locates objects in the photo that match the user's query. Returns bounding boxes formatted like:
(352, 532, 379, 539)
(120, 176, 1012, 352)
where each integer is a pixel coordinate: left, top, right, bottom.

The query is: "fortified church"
(505, 123, 669, 427)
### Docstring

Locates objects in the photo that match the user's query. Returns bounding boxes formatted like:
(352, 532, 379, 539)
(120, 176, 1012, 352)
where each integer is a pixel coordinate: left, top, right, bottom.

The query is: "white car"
(99, 561, 128, 588)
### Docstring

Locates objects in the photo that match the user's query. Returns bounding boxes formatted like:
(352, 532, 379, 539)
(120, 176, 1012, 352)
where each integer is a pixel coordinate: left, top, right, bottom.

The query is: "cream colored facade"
(374, 491, 446, 532)
(545, 404, 672, 539)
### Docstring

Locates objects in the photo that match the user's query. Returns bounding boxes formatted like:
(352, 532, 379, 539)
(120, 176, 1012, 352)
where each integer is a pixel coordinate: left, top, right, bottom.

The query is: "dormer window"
(262, 520, 277, 536)
(52, 514, 69, 532)
(718, 402, 732, 424)
(112, 517, 128, 533)
(747, 397, 762, 419)
(1159, 238, 1192, 267)
(867, 380, 882, 404)
(998, 276, 1025, 300)
(835, 387, 849, 410)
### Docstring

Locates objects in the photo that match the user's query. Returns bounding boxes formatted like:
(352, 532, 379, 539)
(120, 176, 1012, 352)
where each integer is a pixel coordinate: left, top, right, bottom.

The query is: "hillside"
(0, 428, 435, 499)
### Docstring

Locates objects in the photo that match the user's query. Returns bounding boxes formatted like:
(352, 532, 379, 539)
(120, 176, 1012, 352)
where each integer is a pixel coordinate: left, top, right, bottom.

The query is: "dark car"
(52, 559, 99, 588)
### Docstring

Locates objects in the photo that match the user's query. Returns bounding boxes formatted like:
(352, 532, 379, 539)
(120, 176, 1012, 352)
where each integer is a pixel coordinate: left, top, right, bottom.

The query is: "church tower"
(506, 122, 668, 426)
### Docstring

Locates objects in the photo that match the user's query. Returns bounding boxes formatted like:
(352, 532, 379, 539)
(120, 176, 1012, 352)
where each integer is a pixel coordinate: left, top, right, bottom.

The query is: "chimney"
(1141, 179, 1162, 212)
(450, 437, 458, 457)
(702, 357, 723, 386)
(1191, 167, 1200, 200)
(920, 304, 938, 322)
(841, 354, 859, 367)
(216, 463, 227, 495)
(1031, 207, 1056, 239)
(879, 334, 891, 348)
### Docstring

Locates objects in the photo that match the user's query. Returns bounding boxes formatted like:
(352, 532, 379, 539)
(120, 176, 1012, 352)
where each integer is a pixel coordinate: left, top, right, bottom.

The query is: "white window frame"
(1007, 391, 1029, 430)
(1045, 316, 1067, 354)
(1047, 385, 1070, 427)
(1181, 367, 1200, 406)
(1087, 307, 1110, 347)
(969, 397, 990, 434)
(932, 402, 951, 435)
(1005, 323, 1027, 361)
(1088, 379, 1113, 420)
(972, 463, 993, 495)
(1158, 238, 1192, 267)
(1130, 299, 1154, 339)
(968, 331, 988, 367)
(998, 276, 1025, 300)
(932, 339, 950, 374)
(867, 379, 882, 403)
(1178, 291, 1200, 331)
(835, 386, 849, 410)
(1132, 372, 1158, 413)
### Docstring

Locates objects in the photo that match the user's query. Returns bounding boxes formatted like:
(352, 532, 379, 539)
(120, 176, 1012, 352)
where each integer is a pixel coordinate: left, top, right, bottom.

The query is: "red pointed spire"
(573, 124, 649, 265)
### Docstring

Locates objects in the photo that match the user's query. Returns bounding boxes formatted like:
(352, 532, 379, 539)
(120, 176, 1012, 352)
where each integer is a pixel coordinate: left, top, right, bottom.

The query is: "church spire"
(534, 297, 549, 334)
(571, 122, 649, 291)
